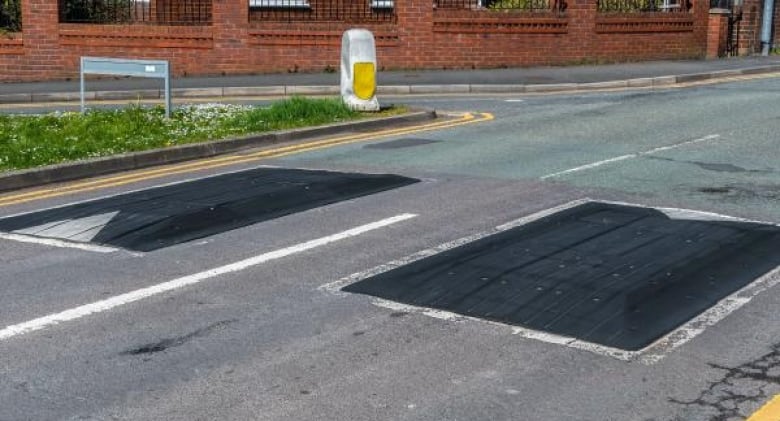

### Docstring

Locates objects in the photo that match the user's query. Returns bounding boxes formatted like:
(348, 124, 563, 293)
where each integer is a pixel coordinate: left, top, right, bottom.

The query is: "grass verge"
(0, 97, 401, 172)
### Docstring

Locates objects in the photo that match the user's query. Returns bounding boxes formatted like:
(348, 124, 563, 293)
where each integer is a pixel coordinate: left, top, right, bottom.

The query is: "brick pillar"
(212, 0, 249, 74)
(569, 0, 598, 62)
(707, 8, 730, 58)
(774, 0, 780, 49)
(396, 0, 434, 68)
(21, 0, 63, 75)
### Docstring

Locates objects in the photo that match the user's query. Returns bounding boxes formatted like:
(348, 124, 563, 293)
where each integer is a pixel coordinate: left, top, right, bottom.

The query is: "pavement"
(2, 56, 780, 103)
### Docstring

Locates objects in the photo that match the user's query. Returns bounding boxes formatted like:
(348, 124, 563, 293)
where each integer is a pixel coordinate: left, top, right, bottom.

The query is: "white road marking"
(0, 232, 119, 253)
(14, 210, 120, 242)
(505, 99, 525, 102)
(0, 213, 417, 341)
(324, 198, 780, 364)
(540, 134, 721, 180)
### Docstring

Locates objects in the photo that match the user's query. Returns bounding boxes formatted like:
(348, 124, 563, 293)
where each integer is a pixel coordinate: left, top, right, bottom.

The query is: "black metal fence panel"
(597, 0, 691, 12)
(0, 0, 22, 31)
(251, 0, 396, 23)
(709, 0, 734, 8)
(60, 0, 212, 24)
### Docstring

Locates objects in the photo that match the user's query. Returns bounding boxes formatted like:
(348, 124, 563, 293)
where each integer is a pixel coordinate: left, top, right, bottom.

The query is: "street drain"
(343, 202, 780, 351)
(364, 138, 441, 149)
(0, 167, 419, 252)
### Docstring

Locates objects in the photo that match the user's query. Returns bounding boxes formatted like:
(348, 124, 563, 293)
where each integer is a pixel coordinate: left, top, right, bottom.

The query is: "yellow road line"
(0, 112, 493, 207)
(748, 395, 780, 421)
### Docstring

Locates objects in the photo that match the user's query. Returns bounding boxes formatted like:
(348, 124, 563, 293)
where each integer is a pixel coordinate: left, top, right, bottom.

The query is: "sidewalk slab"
(0, 57, 778, 104)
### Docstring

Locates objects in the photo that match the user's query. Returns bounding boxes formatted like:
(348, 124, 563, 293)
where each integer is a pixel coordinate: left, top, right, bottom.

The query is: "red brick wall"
(736, 0, 762, 54)
(0, 0, 710, 82)
(775, 0, 780, 48)
(735, 0, 780, 53)
(707, 8, 729, 57)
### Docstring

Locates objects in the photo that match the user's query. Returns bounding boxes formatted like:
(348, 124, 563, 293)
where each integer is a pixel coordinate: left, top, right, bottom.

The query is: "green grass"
(0, 97, 378, 172)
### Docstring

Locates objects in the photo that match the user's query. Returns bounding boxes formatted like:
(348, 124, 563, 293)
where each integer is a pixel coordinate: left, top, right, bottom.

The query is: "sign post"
(80, 57, 172, 118)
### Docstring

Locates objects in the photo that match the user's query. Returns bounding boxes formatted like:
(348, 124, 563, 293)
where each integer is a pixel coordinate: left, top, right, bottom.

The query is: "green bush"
(61, 0, 134, 23)
(487, 0, 550, 9)
(597, 0, 658, 12)
(0, 0, 21, 32)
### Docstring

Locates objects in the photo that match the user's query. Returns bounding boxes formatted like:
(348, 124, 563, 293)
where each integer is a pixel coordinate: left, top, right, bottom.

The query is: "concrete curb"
(0, 109, 437, 193)
(1, 65, 779, 105)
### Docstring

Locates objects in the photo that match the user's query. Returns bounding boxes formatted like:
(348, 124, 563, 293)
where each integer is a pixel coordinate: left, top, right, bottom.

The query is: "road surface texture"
(1, 76, 780, 421)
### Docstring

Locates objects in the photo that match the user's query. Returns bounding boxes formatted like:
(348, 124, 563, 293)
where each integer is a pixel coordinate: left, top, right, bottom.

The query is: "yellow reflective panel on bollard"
(353, 62, 376, 100)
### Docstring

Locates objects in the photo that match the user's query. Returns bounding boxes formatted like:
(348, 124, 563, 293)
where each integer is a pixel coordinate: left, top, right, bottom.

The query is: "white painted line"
(642, 134, 721, 154)
(541, 155, 635, 180)
(639, 266, 780, 364)
(14, 210, 120, 242)
(0, 232, 118, 253)
(540, 134, 721, 180)
(505, 99, 525, 103)
(323, 198, 780, 364)
(604, 199, 780, 227)
(0, 213, 417, 341)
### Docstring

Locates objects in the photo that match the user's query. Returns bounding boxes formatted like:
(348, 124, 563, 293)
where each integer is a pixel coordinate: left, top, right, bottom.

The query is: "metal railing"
(251, 0, 396, 23)
(709, 0, 736, 8)
(434, 0, 564, 12)
(0, 0, 22, 31)
(60, 0, 212, 25)
(597, 0, 690, 12)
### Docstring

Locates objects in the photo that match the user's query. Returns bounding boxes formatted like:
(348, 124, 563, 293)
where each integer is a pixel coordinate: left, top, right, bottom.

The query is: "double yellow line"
(0, 112, 493, 208)
(747, 395, 780, 421)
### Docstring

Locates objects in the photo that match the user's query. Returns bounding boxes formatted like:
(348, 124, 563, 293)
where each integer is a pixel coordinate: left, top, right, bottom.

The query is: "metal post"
(80, 57, 85, 114)
(164, 63, 171, 119)
(761, 0, 775, 55)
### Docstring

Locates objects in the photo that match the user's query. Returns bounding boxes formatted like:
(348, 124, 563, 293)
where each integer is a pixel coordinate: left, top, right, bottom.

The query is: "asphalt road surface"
(2, 76, 780, 421)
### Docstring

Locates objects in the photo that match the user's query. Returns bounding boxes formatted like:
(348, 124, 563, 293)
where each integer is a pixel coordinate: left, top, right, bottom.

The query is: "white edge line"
(0, 213, 417, 341)
(322, 198, 780, 364)
(0, 232, 118, 253)
(540, 134, 721, 180)
(638, 266, 780, 365)
(369, 298, 636, 361)
(597, 198, 780, 227)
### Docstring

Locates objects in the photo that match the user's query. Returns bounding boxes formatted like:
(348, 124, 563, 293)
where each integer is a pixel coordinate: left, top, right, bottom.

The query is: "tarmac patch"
(0, 167, 418, 251)
(342, 202, 780, 351)
(363, 138, 441, 149)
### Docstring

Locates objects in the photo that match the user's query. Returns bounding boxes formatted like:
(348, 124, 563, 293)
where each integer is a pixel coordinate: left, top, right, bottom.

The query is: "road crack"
(670, 344, 780, 421)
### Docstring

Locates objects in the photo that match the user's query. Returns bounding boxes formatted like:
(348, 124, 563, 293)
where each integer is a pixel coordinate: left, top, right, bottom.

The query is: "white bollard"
(341, 29, 380, 112)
